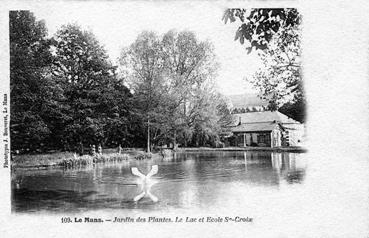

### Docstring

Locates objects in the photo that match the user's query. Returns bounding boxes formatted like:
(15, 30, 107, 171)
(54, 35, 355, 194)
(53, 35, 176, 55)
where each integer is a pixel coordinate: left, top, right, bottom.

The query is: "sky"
(30, 1, 262, 95)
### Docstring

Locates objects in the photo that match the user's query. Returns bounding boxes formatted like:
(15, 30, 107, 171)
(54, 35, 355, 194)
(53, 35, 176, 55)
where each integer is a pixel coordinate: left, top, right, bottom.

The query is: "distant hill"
(225, 93, 305, 123)
(226, 93, 269, 109)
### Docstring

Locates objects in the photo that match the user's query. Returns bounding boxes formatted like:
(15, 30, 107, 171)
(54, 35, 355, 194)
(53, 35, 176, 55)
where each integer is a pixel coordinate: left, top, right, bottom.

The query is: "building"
(227, 111, 305, 148)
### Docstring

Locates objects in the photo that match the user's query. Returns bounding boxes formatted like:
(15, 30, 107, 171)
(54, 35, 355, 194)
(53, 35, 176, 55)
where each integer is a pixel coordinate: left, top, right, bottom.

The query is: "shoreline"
(11, 146, 306, 170)
(11, 150, 159, 170)
(176, 146, 307, 153)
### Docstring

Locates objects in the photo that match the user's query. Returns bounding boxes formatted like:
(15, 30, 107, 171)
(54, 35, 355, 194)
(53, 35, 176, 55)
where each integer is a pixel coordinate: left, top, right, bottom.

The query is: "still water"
(12, 151, 307, 213)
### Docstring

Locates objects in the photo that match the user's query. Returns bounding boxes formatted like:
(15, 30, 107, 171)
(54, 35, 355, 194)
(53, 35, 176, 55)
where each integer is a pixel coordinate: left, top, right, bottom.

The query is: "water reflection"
(12, 151, 307, 212)
(271, 152, 307, 184)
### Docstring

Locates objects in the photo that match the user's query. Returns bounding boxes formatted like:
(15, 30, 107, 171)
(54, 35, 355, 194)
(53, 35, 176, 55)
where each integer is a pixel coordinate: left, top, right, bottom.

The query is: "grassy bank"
(11, 149, 157, 169)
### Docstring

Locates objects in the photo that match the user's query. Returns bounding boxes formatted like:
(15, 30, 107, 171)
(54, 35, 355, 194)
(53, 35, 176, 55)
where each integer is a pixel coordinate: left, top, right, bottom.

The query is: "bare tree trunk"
(147, 119, 150, 153)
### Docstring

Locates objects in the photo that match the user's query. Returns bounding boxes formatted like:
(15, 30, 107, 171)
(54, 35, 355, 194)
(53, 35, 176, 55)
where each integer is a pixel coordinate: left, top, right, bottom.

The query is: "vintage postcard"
(0, 0, 368, 237)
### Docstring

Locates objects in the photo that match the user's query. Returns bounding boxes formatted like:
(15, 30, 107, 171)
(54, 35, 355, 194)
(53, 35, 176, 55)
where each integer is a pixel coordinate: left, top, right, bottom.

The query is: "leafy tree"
(120, 30, 224, 149)
(9, 11, 60, 152)
(223, 8, 301, 53)
(119, 31, 166, 152)
(216, 95, 234, 127)
(161, 30, 219, 147)
(223, 8, 304, 121)
(279, 96, 306, 123)
(249, 22, 302, 109)
(190, 90, 233, 147)
(52, 24, 131, 152)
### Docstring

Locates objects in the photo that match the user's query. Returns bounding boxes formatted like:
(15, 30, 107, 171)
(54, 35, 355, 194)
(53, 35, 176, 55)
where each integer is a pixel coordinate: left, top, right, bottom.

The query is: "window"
(258, 134, 266, 143)
(257, 133, 271, 145)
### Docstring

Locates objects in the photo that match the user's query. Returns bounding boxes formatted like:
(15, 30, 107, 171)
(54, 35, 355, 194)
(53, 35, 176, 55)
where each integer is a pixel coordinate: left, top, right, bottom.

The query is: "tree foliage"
(10, 11, 233, 153)
(223, 8, 304, 122)
(249, 21, 302, 109)
(120, 30, 228, 150)
(10, 12, 134, 153)
(120, 31, 167, 152)
(52, 24, 132, 151)
(161, 30, 219, 147)
(10, 11, 57, 152)
(223, 8, 301, 53)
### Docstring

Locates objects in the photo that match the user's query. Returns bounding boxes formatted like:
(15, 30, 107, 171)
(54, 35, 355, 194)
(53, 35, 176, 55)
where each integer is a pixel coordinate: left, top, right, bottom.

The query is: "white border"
(1, 1, 368, 237)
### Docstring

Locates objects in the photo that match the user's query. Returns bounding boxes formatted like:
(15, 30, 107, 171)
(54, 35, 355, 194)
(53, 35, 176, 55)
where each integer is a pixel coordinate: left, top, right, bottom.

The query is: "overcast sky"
(29, 1, 262, 95)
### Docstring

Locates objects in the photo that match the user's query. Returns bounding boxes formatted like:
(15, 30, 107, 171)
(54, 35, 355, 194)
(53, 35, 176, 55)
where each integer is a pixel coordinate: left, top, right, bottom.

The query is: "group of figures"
(89, 144, 124, 156)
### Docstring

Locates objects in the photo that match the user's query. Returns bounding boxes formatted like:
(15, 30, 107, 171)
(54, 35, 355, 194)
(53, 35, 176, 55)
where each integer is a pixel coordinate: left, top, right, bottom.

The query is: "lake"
(11, 151, 307, 213)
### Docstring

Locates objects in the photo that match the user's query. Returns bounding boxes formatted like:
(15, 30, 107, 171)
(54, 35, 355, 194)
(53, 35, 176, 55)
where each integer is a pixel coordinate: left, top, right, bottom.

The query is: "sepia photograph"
(1, 0, 368, 237)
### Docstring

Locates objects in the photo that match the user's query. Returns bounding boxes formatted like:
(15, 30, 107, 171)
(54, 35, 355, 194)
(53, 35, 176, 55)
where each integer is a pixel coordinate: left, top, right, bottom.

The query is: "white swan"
(131, 165, 159, 202)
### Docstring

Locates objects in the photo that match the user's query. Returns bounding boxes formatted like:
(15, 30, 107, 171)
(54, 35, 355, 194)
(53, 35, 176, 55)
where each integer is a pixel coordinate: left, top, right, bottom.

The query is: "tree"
(223, 8, 301, 53)
(248, 22, 302, 110)
(52, 24, 131, 152)
(223, 8, 304, 121)
(279, 96, 306, 123)
(9, 11, 60, 152)
(119, 31, 165, 152)
(161, 30, 219, 147)
(190, 89, 233, 147)
(120, 30, 223, 150)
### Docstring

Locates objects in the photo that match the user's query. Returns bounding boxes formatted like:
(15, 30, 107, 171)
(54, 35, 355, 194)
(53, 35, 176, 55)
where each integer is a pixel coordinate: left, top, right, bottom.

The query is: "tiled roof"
(232, 111, 300, 126)
(231, 122, 278, 133)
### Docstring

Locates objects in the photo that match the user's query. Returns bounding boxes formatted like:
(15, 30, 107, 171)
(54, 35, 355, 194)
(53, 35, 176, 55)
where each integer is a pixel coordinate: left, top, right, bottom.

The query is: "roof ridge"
(232, 110, 301, 125)
(233, 111, 273, 114)
(241, 121, 277, 124)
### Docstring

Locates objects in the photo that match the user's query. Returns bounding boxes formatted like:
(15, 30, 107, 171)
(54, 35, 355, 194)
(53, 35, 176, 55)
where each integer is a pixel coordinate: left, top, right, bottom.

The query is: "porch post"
(243, 133, 246, 147)
(270, 132, 274, 148)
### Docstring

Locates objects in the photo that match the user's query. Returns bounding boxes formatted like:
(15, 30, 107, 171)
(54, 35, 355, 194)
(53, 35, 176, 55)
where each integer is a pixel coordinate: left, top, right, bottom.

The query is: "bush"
(215, 141, 225, 148)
